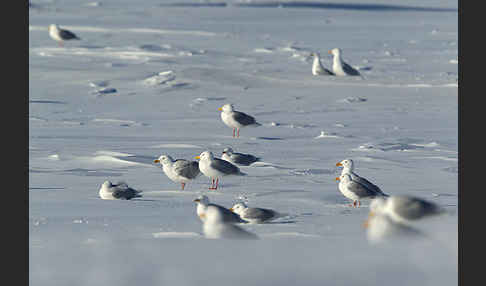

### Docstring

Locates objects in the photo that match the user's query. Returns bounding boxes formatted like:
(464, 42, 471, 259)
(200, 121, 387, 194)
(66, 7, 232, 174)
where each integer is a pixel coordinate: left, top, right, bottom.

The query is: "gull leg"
(181, 182, 185, 190)
(209, 178, 216, 190)
(353, 201, 358, 208)
(357, 201, 361, 207)
(237, 128, 240, 138)
(233, 129, 236, 138)
(214, 178, 219, 190)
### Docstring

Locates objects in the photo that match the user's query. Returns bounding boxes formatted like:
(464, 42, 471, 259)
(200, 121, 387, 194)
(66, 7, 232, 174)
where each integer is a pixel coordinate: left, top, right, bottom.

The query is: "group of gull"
(98, 103, 445, 241)
(50, 25, 447, 242)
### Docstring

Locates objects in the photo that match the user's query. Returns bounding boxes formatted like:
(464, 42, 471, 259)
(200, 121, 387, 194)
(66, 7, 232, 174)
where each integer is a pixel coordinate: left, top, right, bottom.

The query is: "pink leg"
(215, 178, 219, 190)
(209, 178, 216, 190)
(237, 129, 240, 138)
(353, 201, 358, 208)
(232, 129, 236, 138)
(357, 201, 361, 207)
(181, 182, 185, 190)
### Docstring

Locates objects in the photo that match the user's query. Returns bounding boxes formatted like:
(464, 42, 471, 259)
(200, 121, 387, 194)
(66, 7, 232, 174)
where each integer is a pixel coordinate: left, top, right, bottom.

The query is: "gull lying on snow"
(48, 24, 80, 47)
(195, 151, 246, 190)
(363, 209, 424, 244)
(230, 202, 283, 224)
(310, 52, 334, 76)
(221, 147, 260, 166)
(367, 196, 445, 225)
(203, 205, 258, 240)
(335, 173, 389, 207)
(194, 195, 246, 223)
(99, 181, 142, 200)
(328, 48, 361, 76)
(153, 154, 200, 190)
(219, 103, 261, 138)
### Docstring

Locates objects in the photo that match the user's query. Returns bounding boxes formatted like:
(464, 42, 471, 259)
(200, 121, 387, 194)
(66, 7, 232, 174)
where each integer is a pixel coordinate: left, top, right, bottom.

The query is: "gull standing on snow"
(221, 147, 260, 166)
(310, 52, 334, 76)
(203, 206, 258, 240)
(218, 103, 261, 138)
(193, 195, 246, 223)
(335, 173, 389, 207)
(195, 151, 246, 190)
(153, 155, 200, 190)
(48, 24, 81, 47)
(98, 181, 142, 200)
(336, 159, 383, 195)
(328, 48, 361, 76)
(230, 202, 282, 224)
(367, 196, 445, 225)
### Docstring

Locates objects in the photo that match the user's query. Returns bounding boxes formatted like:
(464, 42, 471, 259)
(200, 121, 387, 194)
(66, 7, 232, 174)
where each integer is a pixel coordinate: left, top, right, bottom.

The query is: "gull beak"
(153, 159, 160, 163)
(193, 199, 200, 202)
(328, 50, 333, 54)
(336, 162, 342, 167)
(218, 107, 223, 111)
(229, 208, 234, 212)
(194, 155, 200, 160)
(362, 211, 375, 228)
(335, 177, 340, 181)
(199, 213, 206, 219)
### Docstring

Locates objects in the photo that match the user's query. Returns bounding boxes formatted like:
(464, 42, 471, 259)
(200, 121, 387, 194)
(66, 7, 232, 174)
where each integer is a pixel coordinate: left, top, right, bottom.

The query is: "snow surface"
(29, 0, 457, 285)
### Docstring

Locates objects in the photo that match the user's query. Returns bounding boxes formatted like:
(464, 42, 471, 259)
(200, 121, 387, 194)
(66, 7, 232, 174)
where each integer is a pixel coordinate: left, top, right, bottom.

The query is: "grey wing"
(232, 153, 260, 166)
(233, 111, 257, 126)
(211, 158, 241, 175)
(348, 180, 377, 198)
(393, 197, 443, 220)
(351, 173, 385, 195)
(244, 208, 277, 221)
(343, 62, 360, 76)
(212, 204, 246, 223)
(173, 160, 200, 179)
(112, 187, 141, 199)
(60, 29, 80, 40)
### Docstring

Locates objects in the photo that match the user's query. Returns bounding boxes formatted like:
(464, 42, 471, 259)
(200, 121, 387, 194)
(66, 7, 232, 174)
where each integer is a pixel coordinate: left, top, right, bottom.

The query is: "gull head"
(195, 151, 214, 161)
(222, 147, 234, 155)
(229, 202, 248, 215)
(328, 48, 342, 56)
(336, 158, 354, 171)
(49, 24, 60, 32)
(218, 103, 234, 113)
(153, 154, 174, 165)
(101, 180, 113, 189)
(364, 197, 388, 228)
(310, 52, 320, 58)
(335, 173, 352, 183)
(369, 197, 387, 215)
(193, 194, 210, 205)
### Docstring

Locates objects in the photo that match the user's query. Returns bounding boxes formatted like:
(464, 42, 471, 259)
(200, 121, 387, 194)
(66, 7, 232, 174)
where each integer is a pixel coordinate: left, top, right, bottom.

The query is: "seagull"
(229, 202, 282, 224)
(367, 196, 445, 225)
(363, 210, 424, 244)
(221, 147, 260, 166)
(193, 195, 246, 223)
(336, 159, 384, 196)
(98, 181, 142, 200)
(202, 206, 258, 240)
(48, 24, 81, 47)
(218, 103, 261, 138)
(335, 173, 389, 207)
(328, 48, 361, 76)
(153, 155, 201, 190)
(310, 52, 334, 76)
(195, 151, 246, 190)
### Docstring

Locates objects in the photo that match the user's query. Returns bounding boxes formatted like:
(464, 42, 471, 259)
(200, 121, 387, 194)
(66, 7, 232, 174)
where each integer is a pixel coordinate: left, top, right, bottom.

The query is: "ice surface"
(30, 0, 457, 285)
